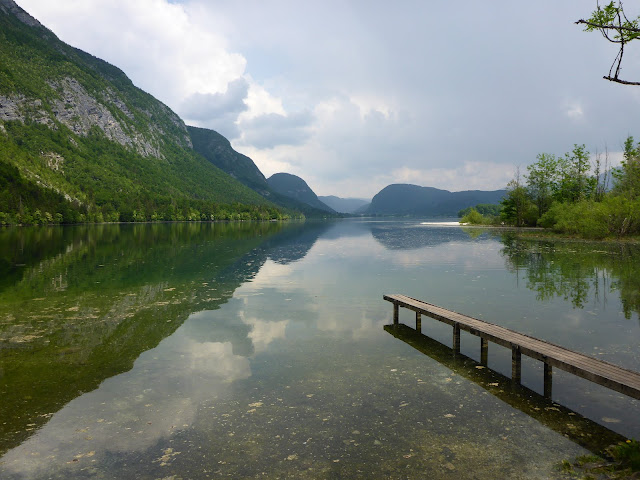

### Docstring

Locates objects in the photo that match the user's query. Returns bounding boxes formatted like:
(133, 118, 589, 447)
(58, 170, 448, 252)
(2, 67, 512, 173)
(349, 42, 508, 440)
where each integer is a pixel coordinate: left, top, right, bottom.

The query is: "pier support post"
(393, 303, 399, 325)
(512, 346, 521, 384)
(416, 312, 421, 333)
(544, 363, 553, 398)
(453, 323, 460, 354)
(480, 338, 488, 366)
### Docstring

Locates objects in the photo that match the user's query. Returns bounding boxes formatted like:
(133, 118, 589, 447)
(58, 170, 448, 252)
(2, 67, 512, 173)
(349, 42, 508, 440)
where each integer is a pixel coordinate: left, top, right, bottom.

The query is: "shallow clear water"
(0, 220, 638, 479)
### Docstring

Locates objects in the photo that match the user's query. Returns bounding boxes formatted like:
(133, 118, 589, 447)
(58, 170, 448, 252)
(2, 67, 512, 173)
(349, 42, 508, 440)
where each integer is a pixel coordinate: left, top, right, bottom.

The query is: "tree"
(525, 153, 558, 217)
(576, 2, 640, 85)
(613, 135, 640, 197)
(501, 169, 533, 226)
(555, 144, 594, 203)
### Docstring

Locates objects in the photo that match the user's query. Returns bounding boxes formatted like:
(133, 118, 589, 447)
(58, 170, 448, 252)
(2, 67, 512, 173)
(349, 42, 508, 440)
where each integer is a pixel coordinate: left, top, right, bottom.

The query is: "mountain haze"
(365, 184, 506, 216)
(0, 0, 286, 223)
(318, 195, 369, 214)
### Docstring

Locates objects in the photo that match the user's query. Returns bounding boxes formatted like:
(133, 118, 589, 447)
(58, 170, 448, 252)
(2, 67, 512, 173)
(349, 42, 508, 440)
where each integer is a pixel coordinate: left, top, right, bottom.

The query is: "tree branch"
(603, 75, 640, 85)
(575, 19, 640, 32)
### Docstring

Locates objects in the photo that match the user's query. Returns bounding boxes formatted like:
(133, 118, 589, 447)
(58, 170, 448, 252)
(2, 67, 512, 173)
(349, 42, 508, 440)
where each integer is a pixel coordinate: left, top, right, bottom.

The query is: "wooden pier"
(383, 294, 640, 401)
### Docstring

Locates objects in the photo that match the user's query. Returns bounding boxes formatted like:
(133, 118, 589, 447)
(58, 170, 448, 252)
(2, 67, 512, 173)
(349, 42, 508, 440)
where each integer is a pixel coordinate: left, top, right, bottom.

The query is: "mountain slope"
(0, 0, 280, 222)
(187, 126, 336, 217)
(318, 195, 369, 214)
(267, 173, 335, 213)
(365, 184, 506, 216)
(188, 126, 270, 194)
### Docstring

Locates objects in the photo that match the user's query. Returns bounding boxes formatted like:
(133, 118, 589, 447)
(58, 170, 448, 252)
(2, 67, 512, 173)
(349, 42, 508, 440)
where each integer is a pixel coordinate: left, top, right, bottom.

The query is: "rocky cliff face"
(0, 0, 191, 159)
(0, 0, 43, 28)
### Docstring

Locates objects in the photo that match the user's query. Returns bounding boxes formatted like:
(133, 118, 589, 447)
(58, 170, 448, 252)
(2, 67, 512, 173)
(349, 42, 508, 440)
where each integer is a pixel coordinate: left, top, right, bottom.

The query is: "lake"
(0, 219, 639, 479)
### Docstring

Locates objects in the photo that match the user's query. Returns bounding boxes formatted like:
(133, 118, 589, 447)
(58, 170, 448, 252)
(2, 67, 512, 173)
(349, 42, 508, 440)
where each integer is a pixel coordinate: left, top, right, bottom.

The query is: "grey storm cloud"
(179, 77, 249, 138)
(239, 110, 315, 149)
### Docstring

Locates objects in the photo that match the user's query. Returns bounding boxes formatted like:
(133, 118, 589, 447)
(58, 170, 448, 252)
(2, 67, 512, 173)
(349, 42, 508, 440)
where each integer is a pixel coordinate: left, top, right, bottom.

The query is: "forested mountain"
(0, 0, 286, 223)
(267, 173, 335, 213)
(188, 126, 270, 195)
(187, 125, 335, 217)
(365, 184, 506, 216)
(318, 195, 369, 214)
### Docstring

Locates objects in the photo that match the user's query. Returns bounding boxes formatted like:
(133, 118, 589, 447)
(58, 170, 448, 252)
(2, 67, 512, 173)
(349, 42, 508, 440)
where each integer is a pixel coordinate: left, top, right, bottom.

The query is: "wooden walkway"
(383, 294, 640, 400)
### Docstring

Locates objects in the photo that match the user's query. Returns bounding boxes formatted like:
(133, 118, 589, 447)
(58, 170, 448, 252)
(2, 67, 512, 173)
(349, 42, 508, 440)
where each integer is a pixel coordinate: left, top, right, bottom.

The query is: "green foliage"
(458, 203, 501, 218)
(525, 153, 558, 216)
(608, 439, 640, 472)
(583, 2, 640, 41)
(538, 196, 640, 239)
(555, 144, 596, 203)
(501, 177, 537, 227)
(612, 136, 640, 198)
(459, 208, 498, 225)
(502, 138, 640, 237)
(579, 2, 640, 85)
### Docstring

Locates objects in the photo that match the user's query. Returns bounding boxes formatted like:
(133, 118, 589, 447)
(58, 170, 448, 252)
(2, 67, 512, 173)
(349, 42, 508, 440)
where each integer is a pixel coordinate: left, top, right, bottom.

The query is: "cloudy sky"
(15, 0, 640, 198)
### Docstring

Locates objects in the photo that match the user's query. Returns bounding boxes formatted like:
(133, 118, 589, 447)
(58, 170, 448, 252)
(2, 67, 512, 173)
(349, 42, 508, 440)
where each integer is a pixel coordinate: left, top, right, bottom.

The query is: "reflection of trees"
(500, 234, 640, 320)
(0, 222, 289, 455)
(0, 220, 344, 455)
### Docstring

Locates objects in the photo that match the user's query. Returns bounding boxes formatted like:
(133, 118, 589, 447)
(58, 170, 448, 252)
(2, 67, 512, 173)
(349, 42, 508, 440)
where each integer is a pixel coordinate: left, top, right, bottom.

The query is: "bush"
(538, 197, 640, 239)
(459, 208, 498, 225)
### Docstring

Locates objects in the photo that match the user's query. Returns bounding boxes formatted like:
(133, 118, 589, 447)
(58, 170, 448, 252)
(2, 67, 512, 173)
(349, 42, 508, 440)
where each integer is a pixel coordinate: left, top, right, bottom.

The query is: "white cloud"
(181, 77, 249, 138)
(237, 110, 315, 149)
(565, 101, 585, 120)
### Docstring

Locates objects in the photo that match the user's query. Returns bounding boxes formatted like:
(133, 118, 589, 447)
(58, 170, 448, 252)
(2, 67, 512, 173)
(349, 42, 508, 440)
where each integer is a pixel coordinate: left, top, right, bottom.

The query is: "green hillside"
(188, 126, 270, 194)
(0, 0, 285, 224)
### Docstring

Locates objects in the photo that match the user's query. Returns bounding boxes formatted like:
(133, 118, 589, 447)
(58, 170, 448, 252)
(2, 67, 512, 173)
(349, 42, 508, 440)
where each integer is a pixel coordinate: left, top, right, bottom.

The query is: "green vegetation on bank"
(461, 137, 640, 239)
(458, 204, 501, 225)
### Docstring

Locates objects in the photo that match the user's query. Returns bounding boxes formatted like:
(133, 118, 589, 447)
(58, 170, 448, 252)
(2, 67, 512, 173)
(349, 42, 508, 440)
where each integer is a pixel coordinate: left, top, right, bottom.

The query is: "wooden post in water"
(393, 303, 399, 325)
(512, 346, 522, 384)
(480, 338, 488, 366)
(453, 323, 461, 354)
(416, 312, 422, 333)
(544, 363, 553, 398)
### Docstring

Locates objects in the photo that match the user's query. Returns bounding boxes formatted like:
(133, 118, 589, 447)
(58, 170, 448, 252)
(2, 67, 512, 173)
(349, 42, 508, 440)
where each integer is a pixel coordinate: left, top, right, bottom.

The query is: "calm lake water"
(0, 219, 639, 479)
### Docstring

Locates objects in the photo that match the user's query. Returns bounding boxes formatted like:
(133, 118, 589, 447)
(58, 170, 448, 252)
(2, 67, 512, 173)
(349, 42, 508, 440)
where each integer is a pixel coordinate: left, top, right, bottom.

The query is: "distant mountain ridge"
(318, 195, 369, 214)
(267, 173, 335, 213)
(365, 184, 506, 216)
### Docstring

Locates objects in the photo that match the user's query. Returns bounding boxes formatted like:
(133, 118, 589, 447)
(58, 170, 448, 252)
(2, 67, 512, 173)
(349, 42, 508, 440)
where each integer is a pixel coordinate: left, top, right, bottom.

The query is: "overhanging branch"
(603, 75, 640, 85)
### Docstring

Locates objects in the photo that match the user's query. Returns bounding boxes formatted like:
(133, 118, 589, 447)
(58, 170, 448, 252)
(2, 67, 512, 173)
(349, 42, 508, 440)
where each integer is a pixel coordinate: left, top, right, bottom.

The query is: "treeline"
(462, 137, 640, 238)
(0, 160, 297, 225)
